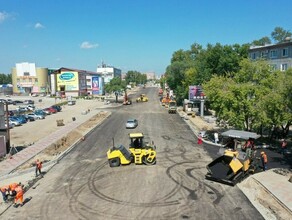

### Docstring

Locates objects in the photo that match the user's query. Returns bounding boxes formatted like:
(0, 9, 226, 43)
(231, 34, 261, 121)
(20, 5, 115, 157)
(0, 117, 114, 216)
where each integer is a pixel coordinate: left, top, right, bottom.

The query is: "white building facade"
(96, 63, 121, 84)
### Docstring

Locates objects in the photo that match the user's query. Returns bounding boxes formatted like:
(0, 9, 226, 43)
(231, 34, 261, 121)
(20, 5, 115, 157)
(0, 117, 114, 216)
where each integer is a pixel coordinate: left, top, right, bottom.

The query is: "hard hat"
(261, 151, 264, 155)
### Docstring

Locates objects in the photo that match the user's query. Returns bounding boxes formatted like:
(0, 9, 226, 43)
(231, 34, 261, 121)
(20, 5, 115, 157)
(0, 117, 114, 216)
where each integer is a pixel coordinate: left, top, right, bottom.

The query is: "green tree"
(271, 26, 292, 43)
(104, 77, 126, 94)
(125, 71, 147, 85)
(203, 59, 273, 131)
(0, 73, 12, 84)
(251, 37, 271, 46)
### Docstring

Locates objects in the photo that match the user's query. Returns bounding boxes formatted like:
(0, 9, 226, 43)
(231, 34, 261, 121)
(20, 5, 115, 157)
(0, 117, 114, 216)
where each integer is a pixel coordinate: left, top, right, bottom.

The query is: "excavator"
(205, 130, 261, 186)
(107, 132, 156, 167)
(123, 90, 132, 105)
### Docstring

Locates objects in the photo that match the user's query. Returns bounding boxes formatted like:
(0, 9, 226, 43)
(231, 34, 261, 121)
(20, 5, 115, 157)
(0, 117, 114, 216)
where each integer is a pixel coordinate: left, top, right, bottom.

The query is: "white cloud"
(0, 11, 9, 23)
(80, 41, 99, 49)
(35, 22, 44, 29)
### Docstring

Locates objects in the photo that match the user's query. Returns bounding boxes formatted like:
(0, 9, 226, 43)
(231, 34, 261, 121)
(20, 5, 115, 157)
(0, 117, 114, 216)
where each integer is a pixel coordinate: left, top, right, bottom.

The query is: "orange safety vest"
(9, 183, 18, 191)
(15, 186, 23, 195)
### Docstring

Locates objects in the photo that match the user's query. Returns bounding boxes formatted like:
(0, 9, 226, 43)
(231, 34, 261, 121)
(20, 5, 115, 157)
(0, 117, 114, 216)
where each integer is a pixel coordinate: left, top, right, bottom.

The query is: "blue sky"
(0, 0, 291, 76)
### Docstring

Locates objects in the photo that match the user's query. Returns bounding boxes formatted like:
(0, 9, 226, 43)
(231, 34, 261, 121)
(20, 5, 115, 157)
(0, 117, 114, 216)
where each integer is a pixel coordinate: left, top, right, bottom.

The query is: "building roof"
(249, 40, 292, 51)
(51, 67, 99, 75)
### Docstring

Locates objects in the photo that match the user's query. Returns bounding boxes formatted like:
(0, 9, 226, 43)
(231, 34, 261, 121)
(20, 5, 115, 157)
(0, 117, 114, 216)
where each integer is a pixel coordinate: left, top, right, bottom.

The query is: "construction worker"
(9, 182, 19, 197)
(261, 151, 268, 171)
(35, 159, 43, 177)
(14, 184, 24, 207)
(1, 185, 9, 203)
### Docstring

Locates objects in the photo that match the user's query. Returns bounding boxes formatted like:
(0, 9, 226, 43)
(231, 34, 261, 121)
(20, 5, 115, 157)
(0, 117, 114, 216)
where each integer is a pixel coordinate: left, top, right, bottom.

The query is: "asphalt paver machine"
(205, 130, 261, 186)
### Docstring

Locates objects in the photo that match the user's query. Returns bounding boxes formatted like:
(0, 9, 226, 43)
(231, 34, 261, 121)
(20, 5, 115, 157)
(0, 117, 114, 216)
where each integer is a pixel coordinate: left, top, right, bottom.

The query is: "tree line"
(163, 27, 292, 137)
(0, 73, 12, 84)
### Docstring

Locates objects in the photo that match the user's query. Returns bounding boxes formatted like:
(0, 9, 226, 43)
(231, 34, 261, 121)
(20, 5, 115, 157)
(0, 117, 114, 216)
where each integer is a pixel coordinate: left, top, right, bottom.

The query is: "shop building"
(50, 67, 103, 97)
(11, 62, 49, 95)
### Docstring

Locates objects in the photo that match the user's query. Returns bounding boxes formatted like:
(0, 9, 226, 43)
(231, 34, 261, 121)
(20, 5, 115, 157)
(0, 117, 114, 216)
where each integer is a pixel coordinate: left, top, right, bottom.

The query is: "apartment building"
(249, 38, 292, 71)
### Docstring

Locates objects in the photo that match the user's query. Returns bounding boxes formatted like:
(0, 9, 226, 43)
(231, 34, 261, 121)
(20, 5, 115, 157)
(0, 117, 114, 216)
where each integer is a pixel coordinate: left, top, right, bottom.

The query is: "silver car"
(126, 119, 138, 129)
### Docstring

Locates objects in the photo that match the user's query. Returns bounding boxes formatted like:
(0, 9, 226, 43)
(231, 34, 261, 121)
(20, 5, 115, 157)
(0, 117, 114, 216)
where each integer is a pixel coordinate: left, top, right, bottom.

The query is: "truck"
(168, 100, 177, 114)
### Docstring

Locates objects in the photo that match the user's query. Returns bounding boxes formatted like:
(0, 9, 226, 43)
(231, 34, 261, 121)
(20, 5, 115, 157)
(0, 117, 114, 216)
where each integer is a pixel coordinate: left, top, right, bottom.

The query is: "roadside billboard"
(57, 71, 79, 91)
(92, 76, 100, 95)
(189, 85, 205, 101)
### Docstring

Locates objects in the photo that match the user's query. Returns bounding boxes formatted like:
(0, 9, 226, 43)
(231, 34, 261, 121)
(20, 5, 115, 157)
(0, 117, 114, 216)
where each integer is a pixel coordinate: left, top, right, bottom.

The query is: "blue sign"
(59, 72, 75, 80)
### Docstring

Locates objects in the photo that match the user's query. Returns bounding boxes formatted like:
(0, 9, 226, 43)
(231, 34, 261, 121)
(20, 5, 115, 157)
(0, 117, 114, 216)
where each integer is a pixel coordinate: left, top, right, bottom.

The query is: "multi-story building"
(249, 38, 292, 71)
(144, 72, 156, 81)
(11, 62, 50, 95)
(96, 63, 121, 84)
(50, 67, 103, 97)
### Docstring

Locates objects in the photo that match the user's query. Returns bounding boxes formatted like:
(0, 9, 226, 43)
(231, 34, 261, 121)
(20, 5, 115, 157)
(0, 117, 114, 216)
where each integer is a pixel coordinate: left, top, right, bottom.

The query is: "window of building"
(251, 52, 256, 59)
(86, 79, 91, 82)
(35, 78, 38, 83)
(270, 50, 277, 58)
(23, 72, 30, 76)
(282, 48, 288, 57)
(281, 63, 288, 71)
(87, 85, 92, 89)
(29, 78, 32, 82)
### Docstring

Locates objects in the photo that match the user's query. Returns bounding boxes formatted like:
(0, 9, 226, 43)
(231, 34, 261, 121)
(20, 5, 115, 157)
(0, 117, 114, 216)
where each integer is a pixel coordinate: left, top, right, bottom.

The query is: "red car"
(43, 107, 57, 114)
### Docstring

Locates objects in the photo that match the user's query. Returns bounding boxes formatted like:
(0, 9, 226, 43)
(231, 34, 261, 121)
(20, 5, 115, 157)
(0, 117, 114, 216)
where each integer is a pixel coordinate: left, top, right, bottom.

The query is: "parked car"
(24, 100, 34, 105)
(42, 108, 52, 115)
(126, 119, 138, 129)
(16, 106, 29, 113)
(6, 99, 14, 105)
(13, 100, 24, 105)
(27, 113, 45, 120)
(27, 104, 36, 111)
(9, 117, 22, 126)
(5, 120, 15, 129)
(12, 115, 28, 124)
(43, 107, 57, 114)
(24, 114, 36, 122)
(34, 109, 47, 116)
(51, 105, 62, 112)
(7, 110, 14, 116)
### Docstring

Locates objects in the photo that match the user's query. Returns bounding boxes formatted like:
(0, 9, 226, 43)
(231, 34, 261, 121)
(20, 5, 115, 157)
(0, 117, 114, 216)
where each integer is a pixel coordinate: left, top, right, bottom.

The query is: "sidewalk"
(178, 109, 292, 217)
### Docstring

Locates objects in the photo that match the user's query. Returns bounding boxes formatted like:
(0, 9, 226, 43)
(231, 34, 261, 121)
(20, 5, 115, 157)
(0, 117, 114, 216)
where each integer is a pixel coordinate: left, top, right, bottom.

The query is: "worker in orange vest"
(1, 185, 9, 203)
(14, 184, 24, 207)
(9, 182, 19, 197)
(261, 151, 268, 171)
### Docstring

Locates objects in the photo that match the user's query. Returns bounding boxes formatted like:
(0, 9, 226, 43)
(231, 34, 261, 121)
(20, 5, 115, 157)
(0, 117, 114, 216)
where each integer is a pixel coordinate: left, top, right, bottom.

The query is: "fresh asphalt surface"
(1, 87, 268, 220)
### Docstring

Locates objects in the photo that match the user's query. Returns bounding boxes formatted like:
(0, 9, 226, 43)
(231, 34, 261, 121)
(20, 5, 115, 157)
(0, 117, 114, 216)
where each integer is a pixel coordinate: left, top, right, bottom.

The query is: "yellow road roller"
(107, 133, 156, 167)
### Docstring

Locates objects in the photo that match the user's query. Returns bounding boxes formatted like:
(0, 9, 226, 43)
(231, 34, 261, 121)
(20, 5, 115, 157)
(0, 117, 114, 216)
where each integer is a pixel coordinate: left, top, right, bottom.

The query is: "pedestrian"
(260, 151, 268, 171)
(214, 132, 219, 144)
(14, 184, 24, 207)
(35, 159, 43, 177)
(281, 139, 288, 155)
(1, 185, 9, 203)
